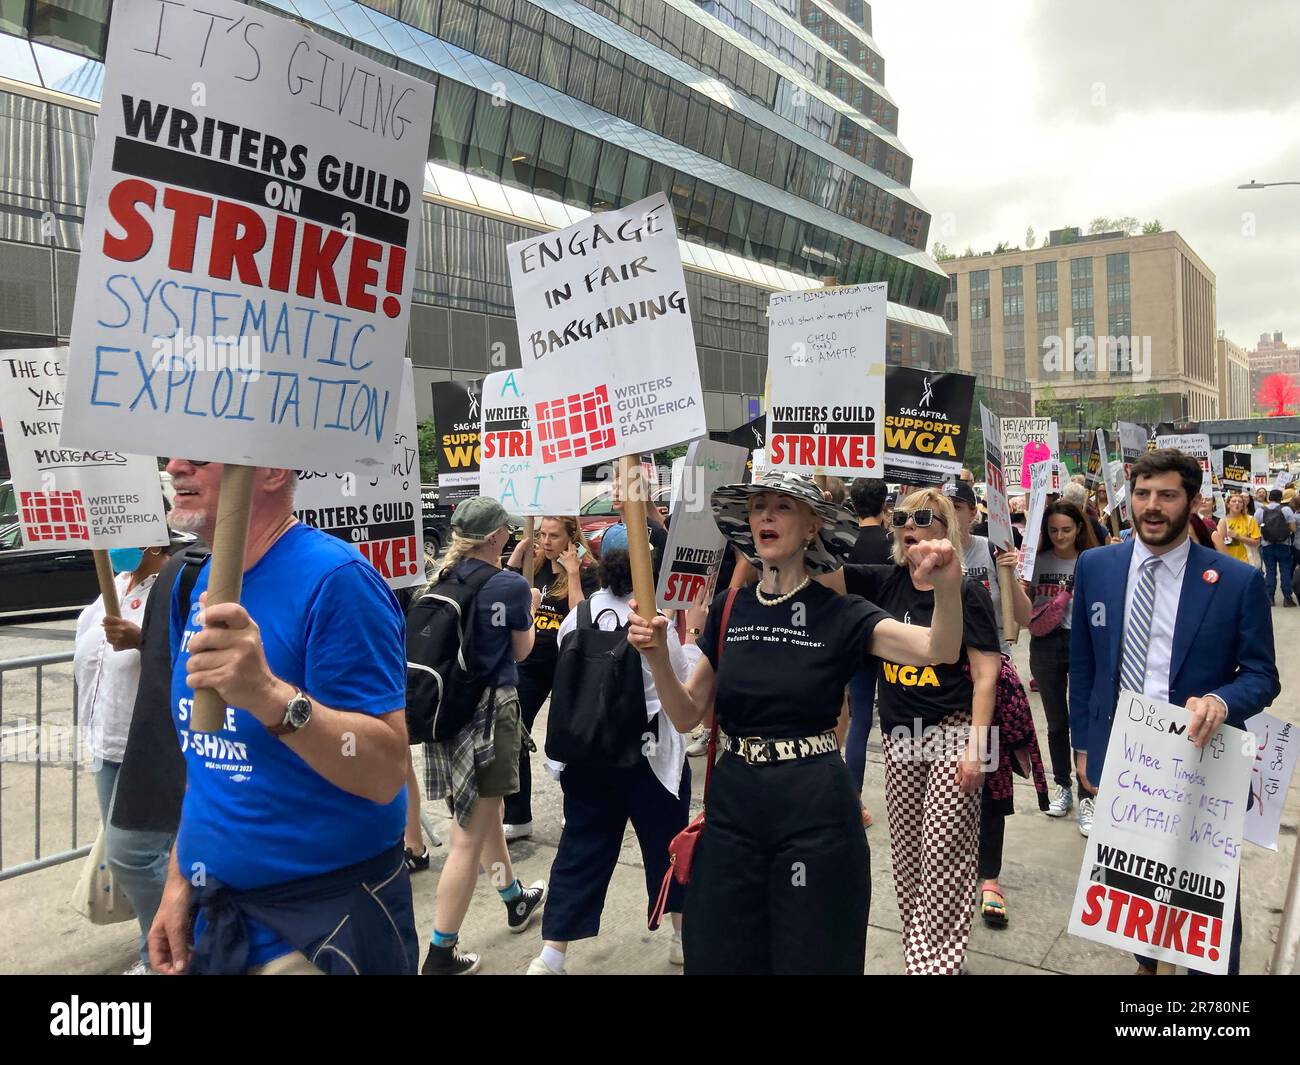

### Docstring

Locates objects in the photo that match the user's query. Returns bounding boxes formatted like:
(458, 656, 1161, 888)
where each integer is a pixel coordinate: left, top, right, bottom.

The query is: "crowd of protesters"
(68, 446, 1283, 976)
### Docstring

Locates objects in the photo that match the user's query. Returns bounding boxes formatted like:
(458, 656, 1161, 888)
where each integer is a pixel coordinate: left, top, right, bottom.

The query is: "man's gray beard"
(167, 508, 208, 533)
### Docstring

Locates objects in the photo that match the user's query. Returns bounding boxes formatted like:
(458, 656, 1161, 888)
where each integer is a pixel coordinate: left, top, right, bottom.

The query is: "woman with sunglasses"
(1000, 500, 1100, 834)
(828, 487, 1002, 975)
(627, 472, 965, 974)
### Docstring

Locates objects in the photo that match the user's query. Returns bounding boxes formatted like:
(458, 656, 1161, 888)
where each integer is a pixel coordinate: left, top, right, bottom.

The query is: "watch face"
(287, 694, 312, 728)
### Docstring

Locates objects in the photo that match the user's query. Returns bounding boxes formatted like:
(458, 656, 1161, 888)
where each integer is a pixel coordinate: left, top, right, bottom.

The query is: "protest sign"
(293, 360, 422, 589)
(1015, 460, 1052, 583)
(1274, 469, 1295, 492)
(0, 347, 167, 551)
(478, 369, 581, 516)
(1156, 433, 1212, 476)
(1251, 449, 1270, 486)
(507, 193, 705, 472)
(1068, 691, 1252, 973)
(1244, 712, 1299, 852)
(727, 414, 766, 454)
(431, 380, 483, 507)
(980, 404, 1014, 552)
(1085, 430, 1104, 490)
(1104, 458, 1129, 525)
(60, 0, 433, 473)
(655, 440, 748, 608)
(882, 367, 975, 487)
(766, 282, 887, 478)
(1117, 421, 1147, 480)
(1209, 448, 1224, 494)
(1000, 417, 1051, 491)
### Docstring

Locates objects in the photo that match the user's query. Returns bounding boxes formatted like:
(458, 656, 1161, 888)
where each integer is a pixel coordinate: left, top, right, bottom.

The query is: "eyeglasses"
(892, 508, 946, 529)
(162, 458, 211, 467)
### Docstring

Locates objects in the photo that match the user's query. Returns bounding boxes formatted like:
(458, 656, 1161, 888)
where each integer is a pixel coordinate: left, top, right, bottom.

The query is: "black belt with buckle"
(719, 730, 840, 766)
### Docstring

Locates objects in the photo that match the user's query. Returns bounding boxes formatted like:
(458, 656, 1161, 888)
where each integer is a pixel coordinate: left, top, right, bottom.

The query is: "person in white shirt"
(73, 541, 173, 972)
(527, 529, 702, 975)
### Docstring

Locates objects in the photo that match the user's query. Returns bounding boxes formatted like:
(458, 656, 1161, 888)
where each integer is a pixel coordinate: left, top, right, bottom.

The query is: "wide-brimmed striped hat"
(711, 470, 860, 575)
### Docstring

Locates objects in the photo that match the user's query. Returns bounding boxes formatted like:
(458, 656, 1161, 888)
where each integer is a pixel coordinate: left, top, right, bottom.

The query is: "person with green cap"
(418, 497, 548, 975)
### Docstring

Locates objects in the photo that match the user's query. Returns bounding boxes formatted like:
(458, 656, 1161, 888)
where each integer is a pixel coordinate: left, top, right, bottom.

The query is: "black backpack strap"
(576, 598, 594, 630)
(177, 546, 210, 622)
(457, 561, 511, 680)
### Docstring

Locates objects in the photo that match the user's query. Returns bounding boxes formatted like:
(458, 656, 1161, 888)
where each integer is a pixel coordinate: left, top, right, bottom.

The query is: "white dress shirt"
(549, 589, 700, 796)
(74, 571, 157, 765)
(1122, 535, 1191, 703)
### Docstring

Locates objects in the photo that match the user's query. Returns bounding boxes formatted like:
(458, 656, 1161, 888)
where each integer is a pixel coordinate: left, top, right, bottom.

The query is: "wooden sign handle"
(999, 572, 1020, 645)
(619, 454, 659, 646)
(1156, 961, 1176, 975)
(92, 550, 121, 619)
(190, 464, 257, 733)
(522, 517, 537, 583)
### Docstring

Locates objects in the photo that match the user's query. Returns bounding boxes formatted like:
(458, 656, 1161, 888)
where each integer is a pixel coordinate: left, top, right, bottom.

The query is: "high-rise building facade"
(943, 229, 1220, 422)
(1216, 335, 1252, 420)
(0, 0, 1024, 441)
(1248, 331, 1300, 399)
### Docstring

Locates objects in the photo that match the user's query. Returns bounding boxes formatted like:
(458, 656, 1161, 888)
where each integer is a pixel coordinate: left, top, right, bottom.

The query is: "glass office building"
(0, 0, 1025, 446)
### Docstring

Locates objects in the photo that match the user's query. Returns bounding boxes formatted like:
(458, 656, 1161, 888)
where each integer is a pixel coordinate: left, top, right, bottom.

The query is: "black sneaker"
(405, 846, 430, 872)
(421, 942, 481, 975)
(505, 880, 548, 934)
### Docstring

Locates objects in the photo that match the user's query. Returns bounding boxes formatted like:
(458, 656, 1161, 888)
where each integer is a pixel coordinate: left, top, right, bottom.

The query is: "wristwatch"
(687, 627, 703, 637)
(268, 688, 313, 737)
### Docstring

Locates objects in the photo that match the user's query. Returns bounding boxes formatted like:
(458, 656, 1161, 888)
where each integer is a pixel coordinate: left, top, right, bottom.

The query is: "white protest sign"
(1105, 459, 1129, 522)
(508, 194, 705, 472)
(1117, 421, 1147, 479)
(1016, 459, 1052, 582)
(1000, 416, 1051, 491)
(293, 360, 422, 589)
(1274, 469, 1295, 492)
(766, 282, 886, 477)
(1068, 692, 1252, 973)
(0, 347, 166, 549)
(980, 404, 1014, 551)
(668, 456, 687, 510)
(1244, 712, 1299, 852)
(655, 439, 748, 608)
(1048, 422, 1062, 490)
(1156, 433, 1212, 476)
(60, 0, 434, 472)
(750, 449, 766, 477)
(1251, 449, 1270, 486)
(478, 369, 581, 516)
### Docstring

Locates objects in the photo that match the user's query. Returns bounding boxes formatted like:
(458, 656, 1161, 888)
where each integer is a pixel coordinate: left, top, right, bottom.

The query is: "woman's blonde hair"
(890, 487, 964, 568)
(424, 528, 502, 592)
(531, 516, 592, 599)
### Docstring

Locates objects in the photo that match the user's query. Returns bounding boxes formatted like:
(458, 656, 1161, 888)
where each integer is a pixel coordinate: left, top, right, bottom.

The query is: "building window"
(1002, 265, 1023, 288)
(971, 298, 990, 321)
(1035, 261, 1057, 283)
(1070, 257, 1093, 280)
(1003, 293, 1025, 317)
(1071, 286, 1094, 310)
(1037, 289, 1058, 314)
(1106, 252, 1130, 276)
(970, 269, 989, 291)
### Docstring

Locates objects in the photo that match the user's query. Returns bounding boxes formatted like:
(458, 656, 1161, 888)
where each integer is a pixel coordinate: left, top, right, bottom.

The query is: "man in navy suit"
(1069, 449, 1280, 975)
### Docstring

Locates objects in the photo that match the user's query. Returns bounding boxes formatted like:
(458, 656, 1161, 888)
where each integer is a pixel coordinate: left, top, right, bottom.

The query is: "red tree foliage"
(1256, 372, 1300, 416)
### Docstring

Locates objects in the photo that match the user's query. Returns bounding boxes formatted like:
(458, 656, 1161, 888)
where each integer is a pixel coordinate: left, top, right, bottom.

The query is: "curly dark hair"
(1129, 449, 1202, 503)
(598, 548, 634, 598)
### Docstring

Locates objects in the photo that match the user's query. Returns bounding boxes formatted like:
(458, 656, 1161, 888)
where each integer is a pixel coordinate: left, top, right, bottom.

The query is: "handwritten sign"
(1156, 433, 1212, 477)
(431, 379, 482, 507)
(293, 360, 422, 589)
(1244, 712, 1299, 851)
(59, 0, 434, 473)
(1016, 460, 1052, 582)
(655, 439, 748, 608)
(882, 366, 975, 487)
(0, 346, 167, 549)
(1068, 692, 1252, 973)
(1117, 421, 1148, 480)
(980, 403, 1014, 551)
(508, 193, 705, 472)
(766, 282, 886, 478)
(478, 369, 580, 516)
(1000, 417, 1050, 491)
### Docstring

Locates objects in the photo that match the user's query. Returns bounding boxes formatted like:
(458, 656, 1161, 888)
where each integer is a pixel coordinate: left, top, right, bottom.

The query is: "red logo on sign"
(535, 385, 616, 464)
(19, 490, 89, 542)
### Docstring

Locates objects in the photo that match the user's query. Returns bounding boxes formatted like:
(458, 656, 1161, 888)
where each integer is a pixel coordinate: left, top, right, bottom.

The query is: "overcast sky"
(874, 0, 1300, 351)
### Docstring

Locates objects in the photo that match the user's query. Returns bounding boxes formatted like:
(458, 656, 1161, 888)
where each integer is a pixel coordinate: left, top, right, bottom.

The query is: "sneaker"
(669, 932, 684, 967)
(506, 880, 547, 933)
(503, 821, 533, 842)
(1078, 796, 1095, 837)
(527, 954, 564, 975)
(122, 960, 153, 975)
(1046, 784, 1073, 818)
(685, 729, 709, 757)
(404, 846, 430, 872)
(421, 942, 481, 975)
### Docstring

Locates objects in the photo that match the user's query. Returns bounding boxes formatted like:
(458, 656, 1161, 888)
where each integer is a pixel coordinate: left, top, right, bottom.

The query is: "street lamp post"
(1076, 402, 1086, 472)
(1239, 180, 1300, 190)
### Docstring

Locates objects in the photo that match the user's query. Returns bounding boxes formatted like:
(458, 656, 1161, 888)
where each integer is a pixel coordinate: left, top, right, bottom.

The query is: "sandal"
(405, 846, 430, 873)
(980, 886, 1008, 928)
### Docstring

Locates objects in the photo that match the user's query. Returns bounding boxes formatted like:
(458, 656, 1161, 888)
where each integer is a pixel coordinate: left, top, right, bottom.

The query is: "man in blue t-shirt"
(150, 459, 417, 975)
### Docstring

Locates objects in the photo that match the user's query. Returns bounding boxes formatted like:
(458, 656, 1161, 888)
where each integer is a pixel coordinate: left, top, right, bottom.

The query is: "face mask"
(108, 547, 145, 573)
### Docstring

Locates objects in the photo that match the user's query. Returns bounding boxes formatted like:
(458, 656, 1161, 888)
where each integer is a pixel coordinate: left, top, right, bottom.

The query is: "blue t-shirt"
(170, 523, 406, 965)
(453, 560, 532, 686)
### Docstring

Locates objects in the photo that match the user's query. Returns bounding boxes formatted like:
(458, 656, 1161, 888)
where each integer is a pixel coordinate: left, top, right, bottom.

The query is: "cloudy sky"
(874, 0, 1300, 350)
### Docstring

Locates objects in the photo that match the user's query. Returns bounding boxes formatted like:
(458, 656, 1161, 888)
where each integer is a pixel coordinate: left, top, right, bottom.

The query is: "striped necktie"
(1120, 557, 1160, 694)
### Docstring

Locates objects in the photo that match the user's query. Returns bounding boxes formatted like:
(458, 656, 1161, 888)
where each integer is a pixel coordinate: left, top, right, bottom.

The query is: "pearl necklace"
(755, 575, 811, 606)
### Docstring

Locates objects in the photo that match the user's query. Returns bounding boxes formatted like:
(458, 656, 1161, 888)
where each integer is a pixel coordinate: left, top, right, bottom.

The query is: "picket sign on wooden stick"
(190, 465, 257, 732)
(522, 517, 537, 583)
(810, 275, 841, 495)
(1271, 823, 1300, 974)
(619, 455, 660, 647)
(999, 578, 1020, 645)
(91, 550, 121, 619)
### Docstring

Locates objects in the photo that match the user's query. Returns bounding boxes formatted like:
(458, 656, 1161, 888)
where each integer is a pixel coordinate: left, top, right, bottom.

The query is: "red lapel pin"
(1202, 569, 1219, 584)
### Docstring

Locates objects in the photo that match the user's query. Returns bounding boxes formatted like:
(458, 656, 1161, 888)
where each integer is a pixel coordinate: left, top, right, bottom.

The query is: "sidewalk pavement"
(1, 604, 1296, 976)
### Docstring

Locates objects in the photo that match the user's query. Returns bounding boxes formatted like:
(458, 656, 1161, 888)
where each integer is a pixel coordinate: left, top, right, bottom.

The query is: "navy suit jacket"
(1068, 538, 1280, 782)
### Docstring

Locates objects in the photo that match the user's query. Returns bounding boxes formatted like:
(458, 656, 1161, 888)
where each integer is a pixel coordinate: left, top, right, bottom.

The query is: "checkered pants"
(882, 712, 980, 975)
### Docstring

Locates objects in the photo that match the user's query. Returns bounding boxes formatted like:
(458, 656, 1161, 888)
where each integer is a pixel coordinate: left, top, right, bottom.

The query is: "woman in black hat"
(627, 471, 965, 974)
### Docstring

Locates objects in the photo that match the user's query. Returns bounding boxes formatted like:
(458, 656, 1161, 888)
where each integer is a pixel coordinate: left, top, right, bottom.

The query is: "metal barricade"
(0, 651, 92, 881)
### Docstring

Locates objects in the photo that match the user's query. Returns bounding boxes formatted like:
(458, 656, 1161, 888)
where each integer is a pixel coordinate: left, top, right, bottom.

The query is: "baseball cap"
(942, 480, 979, 508)
(450, 497, 510, 541)
(601, 523, 629, 553)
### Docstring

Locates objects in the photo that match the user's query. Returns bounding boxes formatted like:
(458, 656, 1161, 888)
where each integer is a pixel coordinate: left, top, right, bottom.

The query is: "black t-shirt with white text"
(697, 581, 889, 739)
(842, 564, 1001, 734)
(514, 560, 600, 666)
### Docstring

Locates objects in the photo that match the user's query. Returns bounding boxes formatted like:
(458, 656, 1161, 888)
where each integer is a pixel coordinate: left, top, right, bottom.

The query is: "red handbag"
(1028, 582, 1072, 637)
(648, 587, 738, 931)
